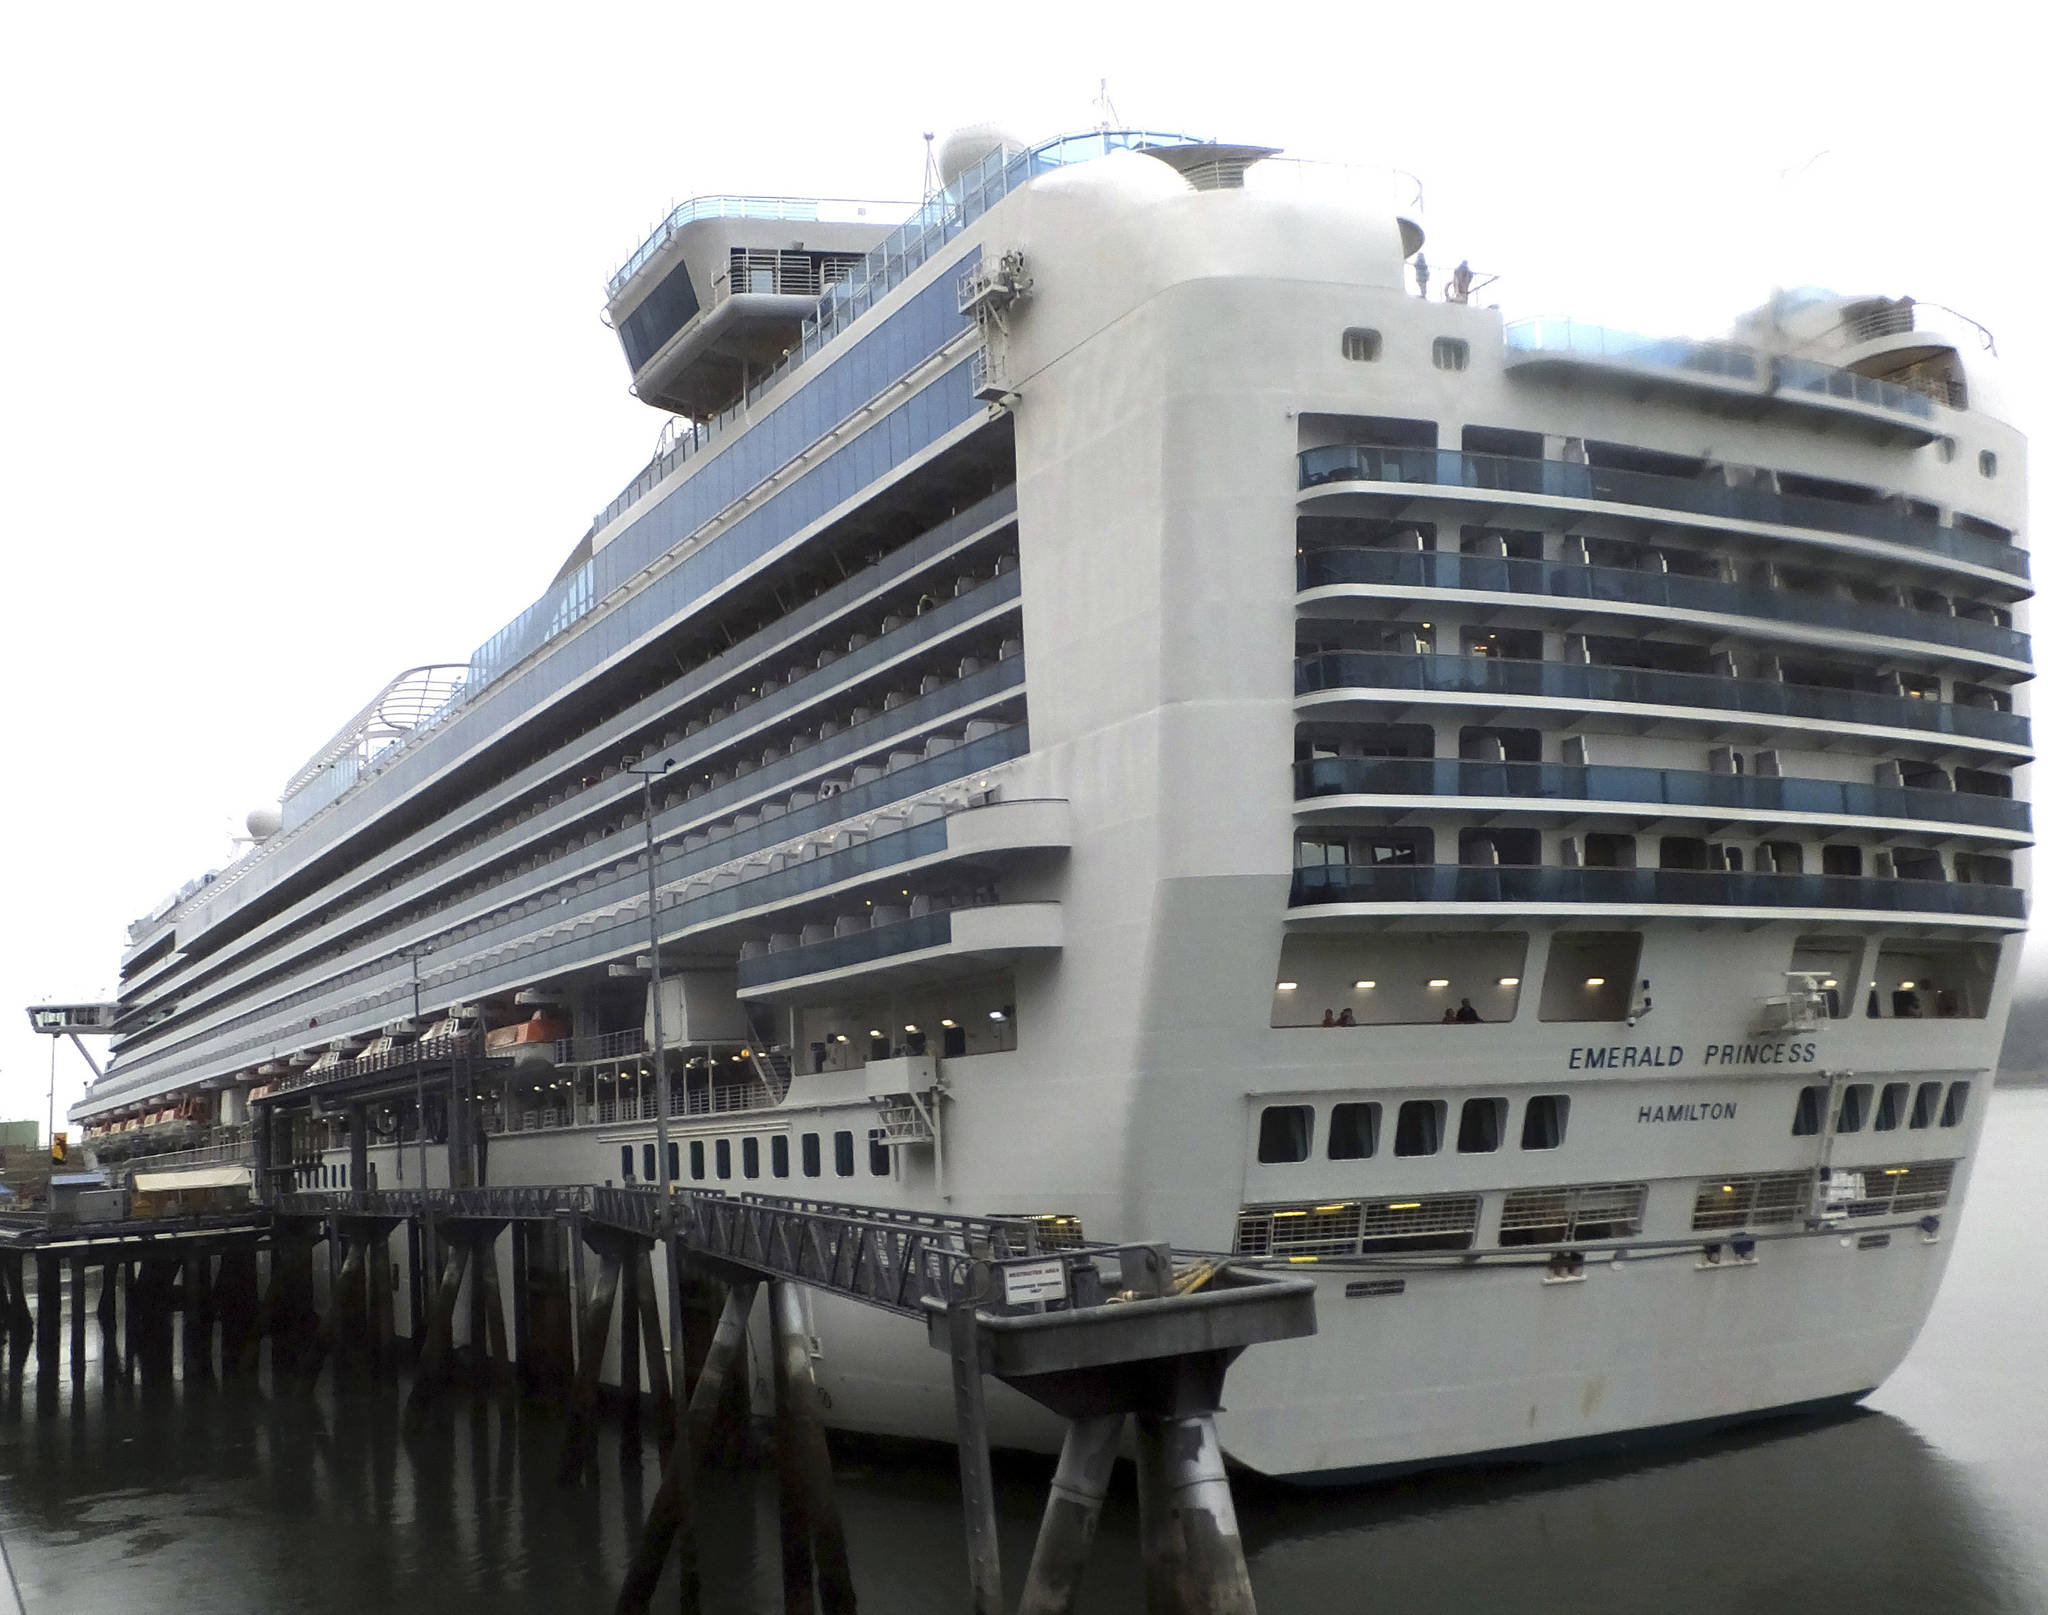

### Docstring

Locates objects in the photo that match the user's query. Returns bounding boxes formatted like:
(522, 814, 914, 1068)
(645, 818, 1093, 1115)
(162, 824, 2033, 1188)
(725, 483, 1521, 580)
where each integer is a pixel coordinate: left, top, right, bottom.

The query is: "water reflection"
(0, 1090, 2042, 1613)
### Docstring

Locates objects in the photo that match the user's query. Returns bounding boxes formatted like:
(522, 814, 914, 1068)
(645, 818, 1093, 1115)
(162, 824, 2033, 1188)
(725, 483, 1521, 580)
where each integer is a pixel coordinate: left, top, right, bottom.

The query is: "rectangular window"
(1792, 1085, 1826, 1137)
(1874, 1082, 1910, 1132)
(1257, 1105, 1314, 1163)
(1910, 1082, 1942, 1129)
(1432, 337, 1469, 371)
(1456, 1097, 1507, 1153)
(1521, 1094, 1569, 1150)
(1341, 327, 1382, 361)
(802, 1132, 822, 1177)
(668, 1143, 680, 1181)
(742, 1137, 760, 1178)
(1941, 1081, 1971, 1127)
(715, 1138, 732, 1179)
(771, 1136, 790, 1177)
(689, 1141, 705, 1180)
(1836, 1084, 1871, 1133)
(1327, 1102, 1379, 1160)
(620, 1145, 634, 1180)
(1394, 1099, 1445, 1157)
(643, 1143, 657, 1181)
(869, 1135, 891, 1175)
(834, 1131, 855, 1176)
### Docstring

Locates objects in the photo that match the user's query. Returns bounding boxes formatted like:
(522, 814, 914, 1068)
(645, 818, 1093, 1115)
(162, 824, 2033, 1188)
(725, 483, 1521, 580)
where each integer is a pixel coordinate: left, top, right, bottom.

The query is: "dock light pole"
(400, 944, 432, 1191)
(627, 759, 683, 1344)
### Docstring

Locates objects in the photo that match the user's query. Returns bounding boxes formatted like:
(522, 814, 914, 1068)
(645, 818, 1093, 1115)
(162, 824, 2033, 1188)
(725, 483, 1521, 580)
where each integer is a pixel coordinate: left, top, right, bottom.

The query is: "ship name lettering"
(1635, 1101, 1739, 1124)
(1701, 1041, 1819, 1066)
(1568, 1044, 1684, 1070)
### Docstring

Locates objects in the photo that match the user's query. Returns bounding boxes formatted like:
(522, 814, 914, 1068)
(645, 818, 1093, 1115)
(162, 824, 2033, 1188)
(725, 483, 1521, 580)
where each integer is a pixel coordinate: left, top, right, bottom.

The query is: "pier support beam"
(1017, 1414, 1127, 1615)
(1133, 1415, 1257, 1615)
(770, 1280, 856, 1614)
(403, 1237, 472, 1423)
(68, 1257, 87, 1384)
(558, 1249, 621, 1483)
(948, 1296, 1004, 1615)
(613, 1278, 756, 1615)
(35, 1252, 61, 1379)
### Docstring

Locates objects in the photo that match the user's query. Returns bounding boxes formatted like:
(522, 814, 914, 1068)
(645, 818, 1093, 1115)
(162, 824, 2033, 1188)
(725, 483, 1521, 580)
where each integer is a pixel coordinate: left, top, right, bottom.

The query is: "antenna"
(922, 131, 938, 198)
(1093, 78, 1120, 133)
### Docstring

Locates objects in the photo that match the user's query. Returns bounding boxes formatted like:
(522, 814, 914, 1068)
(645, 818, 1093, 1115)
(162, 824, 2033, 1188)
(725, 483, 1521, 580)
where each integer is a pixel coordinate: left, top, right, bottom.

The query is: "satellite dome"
(246, 804, 283, 841)
(937, 124, 1027, 190)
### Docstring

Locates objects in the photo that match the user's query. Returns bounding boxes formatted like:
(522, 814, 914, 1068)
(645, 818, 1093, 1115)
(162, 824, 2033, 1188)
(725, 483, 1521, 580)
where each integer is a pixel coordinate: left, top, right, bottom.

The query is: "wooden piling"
(403, 1240, 472, 1423)
(558, 1251, 621, 1484)
(477, 1234, 510, 1389)
(634, 1246, 674, 1447)
(68, 1257, 88, 1383)
(613, 1278, 757, 1615)
(34, 1252, 62, 1380)
(771, 1280, 856, 1614)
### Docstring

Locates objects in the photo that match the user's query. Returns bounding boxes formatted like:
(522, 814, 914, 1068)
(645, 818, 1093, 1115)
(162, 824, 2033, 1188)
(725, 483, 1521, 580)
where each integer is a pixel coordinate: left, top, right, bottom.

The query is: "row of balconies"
(1297, 546, 2028, 668)
(1292, 756, 2030, 836)
(115, 554, 1024, 1061)
(1297, 446, 2024, 583)
(1295, 651, 2028, 753)
(94, 724, 1035, 1099)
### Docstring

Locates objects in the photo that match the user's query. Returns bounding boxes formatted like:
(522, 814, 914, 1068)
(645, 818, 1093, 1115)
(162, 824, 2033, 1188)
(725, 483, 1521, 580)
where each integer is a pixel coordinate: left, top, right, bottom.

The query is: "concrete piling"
(1017, 1413, 1128, 1615)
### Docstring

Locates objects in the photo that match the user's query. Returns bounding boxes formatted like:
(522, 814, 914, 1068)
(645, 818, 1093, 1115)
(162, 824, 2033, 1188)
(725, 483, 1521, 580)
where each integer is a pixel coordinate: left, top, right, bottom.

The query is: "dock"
(0, 1184, 1314, 1613)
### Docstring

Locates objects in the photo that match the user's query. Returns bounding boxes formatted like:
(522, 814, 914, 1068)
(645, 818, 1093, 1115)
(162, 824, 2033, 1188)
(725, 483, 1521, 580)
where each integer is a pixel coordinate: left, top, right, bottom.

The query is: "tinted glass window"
(689, 1141, 705, 1180)
(772, 1136, 790, 1177)
(869, 1136, 891, 1175)
(1941, 1081, 1971, 1127)
(802, 1133, 822, 1177)
(1792, 1085, 1826, 1136)
(743, 1137, 760, 1178)
(1394, 1100, 1443, 1156)
(715, 1139, 732, 1179)
(1457, 1098, 1506, 1153)
(1257, 1105, 1314, 1163)
(1328, 1102, 1378, 1160)
(643, 1143, 657, 1181)
(834, 1131, 855, 1176)
(1875, 1083, 1910, 1131)
(1521, 1094, 1569, 1150)
(1836, 1084, 1870, 1133)
(620, 1146, 634, 1180)
(1910, 1082, 1942, 1129)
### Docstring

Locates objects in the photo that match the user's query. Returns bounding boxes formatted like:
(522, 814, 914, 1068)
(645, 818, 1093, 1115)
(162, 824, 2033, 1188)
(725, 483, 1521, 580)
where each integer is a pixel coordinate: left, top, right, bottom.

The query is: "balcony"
(1296, 447, 2027, 584)
(1502, 319, 1941, 444)
(1297, 549, 2030, 668)
(1295, 652, 2031, 752)
(736, 902, 1062, 1000)
(1288, 863, 2024, 924)
(1294, 758, 2031, 837)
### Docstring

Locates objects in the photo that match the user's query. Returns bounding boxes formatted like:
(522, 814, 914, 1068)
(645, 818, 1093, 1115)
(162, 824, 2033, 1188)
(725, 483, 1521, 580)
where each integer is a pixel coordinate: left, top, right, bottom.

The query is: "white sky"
(2, 1, 2042, 1132)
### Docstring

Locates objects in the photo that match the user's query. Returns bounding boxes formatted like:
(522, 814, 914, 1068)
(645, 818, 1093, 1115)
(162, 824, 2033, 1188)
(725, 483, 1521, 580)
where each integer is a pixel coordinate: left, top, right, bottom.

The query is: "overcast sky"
(2, 2, 2040, 1131)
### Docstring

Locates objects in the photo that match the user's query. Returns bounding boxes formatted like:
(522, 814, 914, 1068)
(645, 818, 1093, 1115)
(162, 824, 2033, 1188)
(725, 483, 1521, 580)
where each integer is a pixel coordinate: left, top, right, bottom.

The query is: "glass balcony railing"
(1296, 448, 2027, 582)
(1289, 863, 2025, 921)
(1297, 549, 2030, 665)
(1294, 652, 2031, 749)
(1504, 319, 1937, 422)
(1294, 758, 2031, 835)
(736, 911, 953, 988)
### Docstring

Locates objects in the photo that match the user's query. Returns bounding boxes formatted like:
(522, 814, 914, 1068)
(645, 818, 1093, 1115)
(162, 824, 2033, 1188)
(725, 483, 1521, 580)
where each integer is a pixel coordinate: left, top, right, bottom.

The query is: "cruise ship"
(67, 127, 2029, 1482)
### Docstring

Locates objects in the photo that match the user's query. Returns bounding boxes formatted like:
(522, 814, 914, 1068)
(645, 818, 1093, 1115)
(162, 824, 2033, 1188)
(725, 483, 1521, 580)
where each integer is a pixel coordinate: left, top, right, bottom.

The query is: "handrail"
(606, 195, 913, 301)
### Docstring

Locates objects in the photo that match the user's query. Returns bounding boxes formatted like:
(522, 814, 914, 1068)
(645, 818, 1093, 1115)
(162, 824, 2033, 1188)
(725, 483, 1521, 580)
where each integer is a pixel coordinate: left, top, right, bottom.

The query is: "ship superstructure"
(72, 129, 2028, 1479)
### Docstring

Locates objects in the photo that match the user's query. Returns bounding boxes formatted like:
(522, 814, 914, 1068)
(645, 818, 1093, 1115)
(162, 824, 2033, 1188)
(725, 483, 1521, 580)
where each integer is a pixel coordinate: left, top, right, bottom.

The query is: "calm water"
(2, 1088, 2045, 1614)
